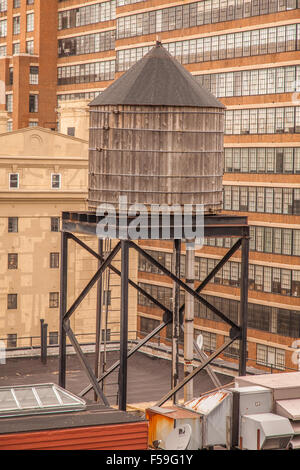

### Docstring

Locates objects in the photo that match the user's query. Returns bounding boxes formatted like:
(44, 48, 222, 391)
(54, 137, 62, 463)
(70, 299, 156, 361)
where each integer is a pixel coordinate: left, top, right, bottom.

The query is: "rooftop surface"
(236, 371, 300, 389)
(0, 350, 234, 409)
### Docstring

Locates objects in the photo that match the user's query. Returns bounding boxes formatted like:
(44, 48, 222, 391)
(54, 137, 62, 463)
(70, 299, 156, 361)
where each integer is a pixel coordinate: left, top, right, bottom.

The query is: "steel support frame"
(58, 232, 174, 408)
(59, 212, 249, 410)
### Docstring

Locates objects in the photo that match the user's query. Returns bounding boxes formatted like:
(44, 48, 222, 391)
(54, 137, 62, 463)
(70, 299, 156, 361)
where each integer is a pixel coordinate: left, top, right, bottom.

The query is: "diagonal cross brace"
(63, 241, 121, 322)
(79, 317, 172, 397)
(155, 333, 240, 407)
(129, 240, 241, 331)
(67, 232, 173, 317)
(67, 234, 243, 398)
(63, 319, 110, 406)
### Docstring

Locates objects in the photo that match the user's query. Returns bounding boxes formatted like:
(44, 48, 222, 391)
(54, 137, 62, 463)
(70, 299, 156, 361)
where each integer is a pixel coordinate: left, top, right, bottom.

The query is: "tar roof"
(89, 42, 224, 108)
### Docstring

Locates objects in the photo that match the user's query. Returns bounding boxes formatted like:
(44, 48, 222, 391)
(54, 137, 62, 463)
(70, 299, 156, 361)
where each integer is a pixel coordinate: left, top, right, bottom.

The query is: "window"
(103, 290, 111, 305)
(67, 127, 75, 136)
(8, 217, 18, 233)
(8, 253, 18, 269)
(49, 331, 58, 345)
(13, 0, 20, 7)
(50, 252, 59, 269)
(26, 13, 34, 32)
(13, 42, 20, 55)
(51, 173, 61, 189)
(101, 329, 111, 342)
(26, 40, 34, 55)
(27, 0, 34, 4)
(140, 316, 160, 334)
(293, 231, 300, 256)
(9, 173, 19, 189)
(29, 94, 38, 113)
(195, 329, 216, 353)
(7, 121, 12, 132)
(223, 339, 245, 359)
(6, 94, 13, 112)
(7, 334, 17, 348)
(292, 271, 300, 297)
(49, 292, 59, 308)
(51, 217, 60, 232)
(29, 66, 38, 85)
(0, 19, 7, 37)
(256, 344, 285, 370)
(0, 44, 6, 57)
(7, 294, 17, 309)
(9, 67, 13, 85)
(13, 16, 20, 35)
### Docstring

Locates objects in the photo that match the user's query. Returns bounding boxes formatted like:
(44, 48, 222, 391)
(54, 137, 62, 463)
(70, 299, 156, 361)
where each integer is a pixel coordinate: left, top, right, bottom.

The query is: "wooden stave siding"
(0, 422, 149, 450)
(89, 105, 224, 213)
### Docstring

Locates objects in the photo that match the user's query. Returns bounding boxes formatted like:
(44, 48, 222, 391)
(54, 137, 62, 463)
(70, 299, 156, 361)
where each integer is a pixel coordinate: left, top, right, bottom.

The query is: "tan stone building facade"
(0, 125, 137, 350)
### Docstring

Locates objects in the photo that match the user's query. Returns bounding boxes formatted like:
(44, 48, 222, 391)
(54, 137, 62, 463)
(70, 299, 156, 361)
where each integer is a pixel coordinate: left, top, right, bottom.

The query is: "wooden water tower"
(88, 42, 225, 213)
(58, 43, 249, 412)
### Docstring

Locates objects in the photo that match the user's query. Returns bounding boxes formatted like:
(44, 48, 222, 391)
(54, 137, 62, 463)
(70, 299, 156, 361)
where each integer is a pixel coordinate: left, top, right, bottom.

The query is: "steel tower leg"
(239, 236, 249, 376)
(59, 231, 68, 388)
(94, 238, 103, 401)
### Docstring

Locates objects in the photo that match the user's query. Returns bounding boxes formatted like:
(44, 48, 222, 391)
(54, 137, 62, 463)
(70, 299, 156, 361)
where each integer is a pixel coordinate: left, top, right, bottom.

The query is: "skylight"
(0, 383, 86, 418)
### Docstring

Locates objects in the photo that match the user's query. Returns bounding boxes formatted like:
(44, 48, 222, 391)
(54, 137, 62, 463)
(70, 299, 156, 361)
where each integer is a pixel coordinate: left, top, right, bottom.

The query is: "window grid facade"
(196, 65, 300, 98)
(58, 30, 116, 57)
(57, 60, 115, 85)
(225, 106, 300, 135)
(138, 251, 300, 298)
(223, 185, 300, 214)
(205, 225, 300, 256)
(117, 1, 298, 39)
(138, 282, 300, 338)
(58, 1, 116, 30)
(116, 23, 300, 71)
(57, 91, 100, 104)
(225, 148, 300, 174)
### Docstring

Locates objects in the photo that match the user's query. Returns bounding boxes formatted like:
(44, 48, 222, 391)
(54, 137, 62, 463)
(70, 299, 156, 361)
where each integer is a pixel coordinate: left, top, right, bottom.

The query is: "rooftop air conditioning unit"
(240, 413, 294, 450)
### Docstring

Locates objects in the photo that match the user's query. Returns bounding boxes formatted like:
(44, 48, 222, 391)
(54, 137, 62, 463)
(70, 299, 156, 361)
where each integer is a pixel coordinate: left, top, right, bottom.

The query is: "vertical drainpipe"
(172, 239, 181, 404)
(184, 242, 195, 402)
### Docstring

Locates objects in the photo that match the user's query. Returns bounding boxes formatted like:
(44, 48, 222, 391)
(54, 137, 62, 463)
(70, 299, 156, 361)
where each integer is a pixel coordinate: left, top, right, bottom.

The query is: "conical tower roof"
(89, 42, 224, 108)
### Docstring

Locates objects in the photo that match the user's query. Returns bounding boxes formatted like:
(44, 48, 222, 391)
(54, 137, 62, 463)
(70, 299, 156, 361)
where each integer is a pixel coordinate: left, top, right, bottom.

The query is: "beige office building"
(0, 125, 137, 351)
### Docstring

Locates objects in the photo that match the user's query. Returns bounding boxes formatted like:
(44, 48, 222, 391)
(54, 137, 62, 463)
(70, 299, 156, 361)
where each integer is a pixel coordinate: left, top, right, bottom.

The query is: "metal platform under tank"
(58, 210, 249, 413)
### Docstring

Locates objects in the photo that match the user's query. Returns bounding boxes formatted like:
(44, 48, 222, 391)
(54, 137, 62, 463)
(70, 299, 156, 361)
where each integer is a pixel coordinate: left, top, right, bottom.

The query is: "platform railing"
(1, 329, 298, 376)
